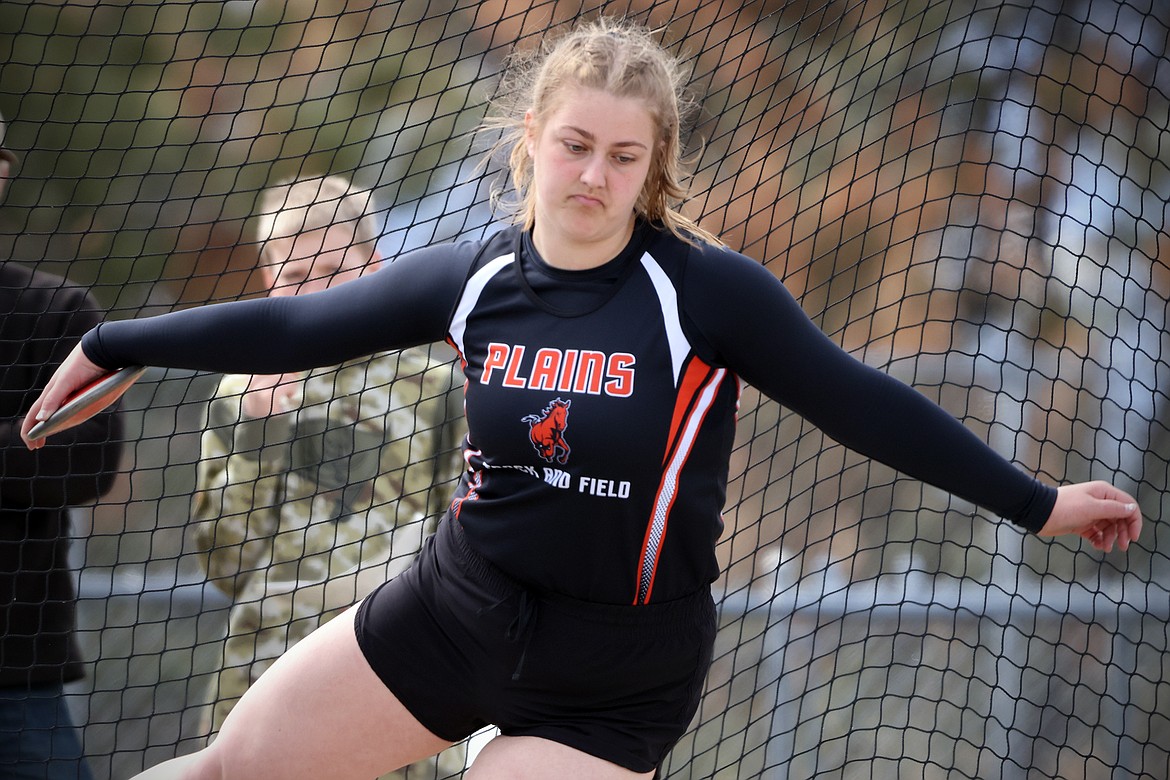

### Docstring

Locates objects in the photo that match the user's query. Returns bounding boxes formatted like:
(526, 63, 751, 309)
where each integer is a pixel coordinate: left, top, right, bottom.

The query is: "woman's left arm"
(684, 249, 1141, 552)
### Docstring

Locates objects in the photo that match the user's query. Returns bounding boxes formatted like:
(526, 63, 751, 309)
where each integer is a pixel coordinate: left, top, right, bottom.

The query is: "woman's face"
(525, 85, 657, 268)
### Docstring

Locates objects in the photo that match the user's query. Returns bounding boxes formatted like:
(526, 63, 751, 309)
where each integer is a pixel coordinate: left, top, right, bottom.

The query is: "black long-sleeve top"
(82, 223, 1056, 604)
(2, 262, 124, 686)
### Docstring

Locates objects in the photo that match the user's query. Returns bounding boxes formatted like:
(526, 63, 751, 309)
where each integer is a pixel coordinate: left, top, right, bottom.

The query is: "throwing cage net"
(1, 1, 1167, 777)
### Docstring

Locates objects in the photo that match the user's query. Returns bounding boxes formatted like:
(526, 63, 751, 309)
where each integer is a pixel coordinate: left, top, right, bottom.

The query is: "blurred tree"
(0, 0, 501, 310)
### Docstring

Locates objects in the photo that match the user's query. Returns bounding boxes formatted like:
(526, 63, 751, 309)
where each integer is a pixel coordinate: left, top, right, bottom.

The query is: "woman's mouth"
(571, 193, 603, 208)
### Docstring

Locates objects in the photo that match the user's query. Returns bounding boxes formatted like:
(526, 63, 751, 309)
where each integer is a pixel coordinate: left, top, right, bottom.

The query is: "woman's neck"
(530, 216, 636, 271)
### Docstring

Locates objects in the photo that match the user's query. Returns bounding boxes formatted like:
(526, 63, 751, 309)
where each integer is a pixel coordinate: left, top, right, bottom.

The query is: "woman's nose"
(580, 155, 606, 188)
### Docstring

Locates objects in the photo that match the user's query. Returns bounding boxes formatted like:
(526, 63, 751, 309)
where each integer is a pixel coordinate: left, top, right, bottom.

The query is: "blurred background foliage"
(0, 0, 501, 309)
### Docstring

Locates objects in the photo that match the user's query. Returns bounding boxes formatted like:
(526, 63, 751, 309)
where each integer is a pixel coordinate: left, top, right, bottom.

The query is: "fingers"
(1045, 482, 1143, 553)
(1106, 496, 1143, 552)
(1084, 504, 1143, 553)
(1119, 509, 1143, 552)
(1088, 523, 1119, 553)
(20, 379, 68, 449)
(19, 407, 47, 450)
(19, 343, 107, 449)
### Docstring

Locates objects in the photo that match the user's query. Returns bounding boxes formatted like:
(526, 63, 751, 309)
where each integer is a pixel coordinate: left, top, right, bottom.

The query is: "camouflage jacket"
(190, 347, 464, 602)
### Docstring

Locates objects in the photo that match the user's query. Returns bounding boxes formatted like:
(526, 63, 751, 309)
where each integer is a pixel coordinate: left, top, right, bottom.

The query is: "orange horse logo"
(523, 398, 571, 464)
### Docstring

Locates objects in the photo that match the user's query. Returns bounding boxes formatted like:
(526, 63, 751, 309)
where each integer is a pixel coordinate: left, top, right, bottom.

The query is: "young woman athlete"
(22, 17, 1141, 780)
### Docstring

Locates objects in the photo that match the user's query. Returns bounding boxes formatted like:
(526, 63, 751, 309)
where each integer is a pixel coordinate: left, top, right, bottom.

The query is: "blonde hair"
(482, 17, 720, 247)
(255, 175, 378, 263)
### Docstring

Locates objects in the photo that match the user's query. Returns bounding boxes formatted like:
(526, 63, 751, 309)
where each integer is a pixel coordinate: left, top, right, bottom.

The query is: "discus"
(27, 365, 147, 440)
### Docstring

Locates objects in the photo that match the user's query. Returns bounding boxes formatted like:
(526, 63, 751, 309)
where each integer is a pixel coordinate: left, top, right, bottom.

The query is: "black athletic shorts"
(354, 515, 717, 773)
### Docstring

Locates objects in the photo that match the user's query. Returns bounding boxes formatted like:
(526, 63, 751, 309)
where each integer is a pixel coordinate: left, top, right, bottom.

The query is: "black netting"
(0, 1, 1166, 778)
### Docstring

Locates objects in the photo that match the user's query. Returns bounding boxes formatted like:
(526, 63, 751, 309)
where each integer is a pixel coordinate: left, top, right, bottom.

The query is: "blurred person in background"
(0, 108, 125, 779)
(189, 174, 466, 778)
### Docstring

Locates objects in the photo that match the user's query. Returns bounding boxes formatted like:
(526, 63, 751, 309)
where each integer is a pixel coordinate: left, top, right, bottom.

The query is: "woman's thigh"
(202, 605, 453, 779)
(467, 735, 655, 780)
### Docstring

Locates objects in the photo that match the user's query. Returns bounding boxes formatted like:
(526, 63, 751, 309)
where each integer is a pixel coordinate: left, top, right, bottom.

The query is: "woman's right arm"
(22, 243, 473, 448)
(88, 244, 472, 373)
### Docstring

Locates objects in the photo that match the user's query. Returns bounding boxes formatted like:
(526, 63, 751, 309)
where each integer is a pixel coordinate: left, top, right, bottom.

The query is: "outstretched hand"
(20, 342, 109, 450)
(1038, 481, 1142, 553)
